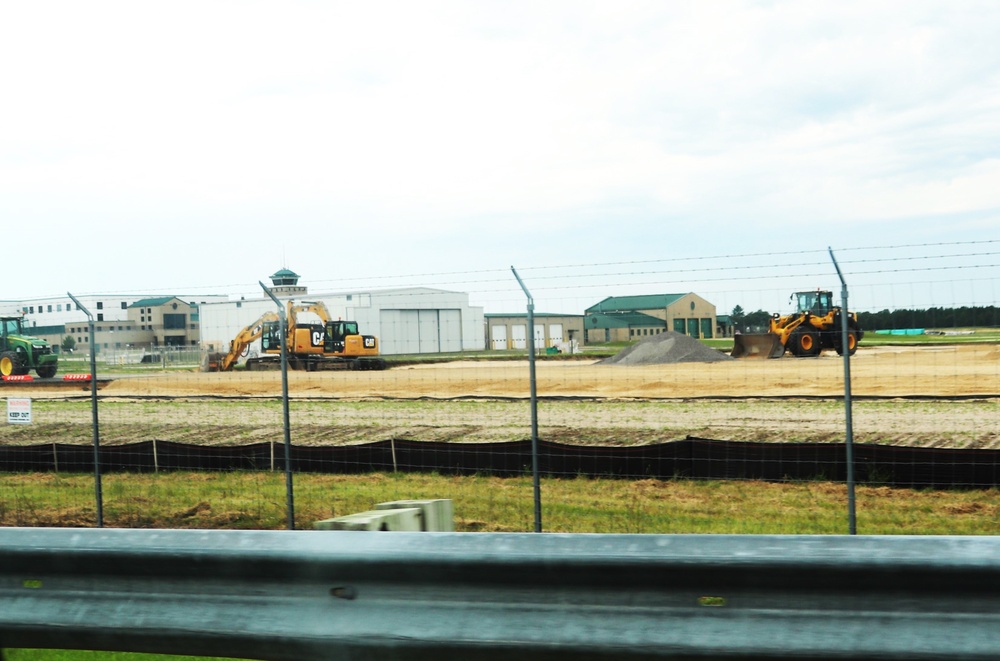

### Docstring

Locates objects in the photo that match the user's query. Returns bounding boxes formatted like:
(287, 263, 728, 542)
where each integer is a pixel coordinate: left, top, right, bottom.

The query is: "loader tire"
(835, 330, 859, 356)
(36, 363, 58, 379)
(791, 328, 822, 357)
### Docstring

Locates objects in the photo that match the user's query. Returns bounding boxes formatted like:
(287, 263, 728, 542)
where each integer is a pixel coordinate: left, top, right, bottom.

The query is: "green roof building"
(584, 292, 717, 342)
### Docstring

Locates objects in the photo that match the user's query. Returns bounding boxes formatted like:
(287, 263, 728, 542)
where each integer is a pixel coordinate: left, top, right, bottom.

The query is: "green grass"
(2, 471, 998, 535)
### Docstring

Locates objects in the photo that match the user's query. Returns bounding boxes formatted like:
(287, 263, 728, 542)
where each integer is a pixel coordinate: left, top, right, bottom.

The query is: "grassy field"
(2, 470, 999, 535)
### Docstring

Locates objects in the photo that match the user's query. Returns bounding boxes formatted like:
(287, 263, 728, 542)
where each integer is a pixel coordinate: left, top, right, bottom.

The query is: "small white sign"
(7, 398, 32, 425)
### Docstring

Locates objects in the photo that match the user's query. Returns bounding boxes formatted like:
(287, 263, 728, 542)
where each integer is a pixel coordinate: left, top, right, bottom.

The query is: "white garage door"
(491, 324, 508, 350)
(511, 324, 527, 350)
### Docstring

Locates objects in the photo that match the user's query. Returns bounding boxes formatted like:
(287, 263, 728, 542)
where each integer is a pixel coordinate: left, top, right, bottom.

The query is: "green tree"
(743, 309, 773, 332)
(730, 305, 745, 332)
(61, 335, 76, 353)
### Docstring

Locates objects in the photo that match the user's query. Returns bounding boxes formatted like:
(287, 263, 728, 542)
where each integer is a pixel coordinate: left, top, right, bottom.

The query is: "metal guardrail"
(2, 529, 1000, 660)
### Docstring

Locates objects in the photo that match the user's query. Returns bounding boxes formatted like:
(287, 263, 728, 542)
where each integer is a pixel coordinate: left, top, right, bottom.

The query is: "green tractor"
(1, 315, 58, 379)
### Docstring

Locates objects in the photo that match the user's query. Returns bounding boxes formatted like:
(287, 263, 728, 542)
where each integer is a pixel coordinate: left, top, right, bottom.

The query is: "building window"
(121, 302, 127, 309)
(47, 305, 52, 313)
(97, 314, 103, 322)
(163, 313, 186, 330)
(29, 307, 34, 314)
(97, 302, 103, 310)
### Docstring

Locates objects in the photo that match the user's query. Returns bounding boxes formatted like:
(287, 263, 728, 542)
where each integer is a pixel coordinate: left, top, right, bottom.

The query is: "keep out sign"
(7, 398, 31, 425)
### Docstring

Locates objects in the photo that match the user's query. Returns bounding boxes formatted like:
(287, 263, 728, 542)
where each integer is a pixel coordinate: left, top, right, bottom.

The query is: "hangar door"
(379, 309, 463, 355)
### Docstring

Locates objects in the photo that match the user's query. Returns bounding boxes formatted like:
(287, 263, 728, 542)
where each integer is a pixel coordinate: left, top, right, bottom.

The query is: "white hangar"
(199, 279, 485, 359)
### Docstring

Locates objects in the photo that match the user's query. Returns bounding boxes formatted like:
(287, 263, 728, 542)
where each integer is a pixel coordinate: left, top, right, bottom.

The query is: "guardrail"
(2, 529, 1000, 660)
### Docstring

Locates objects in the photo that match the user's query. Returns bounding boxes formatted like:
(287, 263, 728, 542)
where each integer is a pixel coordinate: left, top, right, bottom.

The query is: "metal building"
(199, 286, 485, 359)
(484, 313, 585, 352)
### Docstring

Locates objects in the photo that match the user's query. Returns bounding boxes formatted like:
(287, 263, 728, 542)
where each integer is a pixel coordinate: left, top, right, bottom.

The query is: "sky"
(2, 1, 998, 315)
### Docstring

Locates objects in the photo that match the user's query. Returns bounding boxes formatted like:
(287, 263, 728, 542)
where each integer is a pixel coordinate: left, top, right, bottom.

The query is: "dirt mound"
(597, 331, 734, 366)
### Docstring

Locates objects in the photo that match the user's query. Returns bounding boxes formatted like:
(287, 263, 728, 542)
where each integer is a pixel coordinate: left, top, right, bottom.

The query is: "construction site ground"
(2, 343, 998, 449)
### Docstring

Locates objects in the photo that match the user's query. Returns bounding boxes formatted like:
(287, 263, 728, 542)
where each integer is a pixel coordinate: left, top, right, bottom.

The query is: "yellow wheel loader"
(731, 290, 863, 359)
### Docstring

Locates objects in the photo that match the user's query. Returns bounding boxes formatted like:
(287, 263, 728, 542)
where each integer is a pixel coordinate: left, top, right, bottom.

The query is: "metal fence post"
(260, 281, 295, 530)
(511, 266, 542, 533)
(828, 249, 857, 535)
(67, 292, 103, 528)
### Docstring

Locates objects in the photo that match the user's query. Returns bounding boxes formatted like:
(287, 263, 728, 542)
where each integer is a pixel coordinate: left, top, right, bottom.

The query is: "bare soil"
(2, 344, 998, 448)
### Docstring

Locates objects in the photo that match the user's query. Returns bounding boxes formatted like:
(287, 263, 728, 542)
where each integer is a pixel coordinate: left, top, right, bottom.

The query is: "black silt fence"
(3, 438, 1000, 489)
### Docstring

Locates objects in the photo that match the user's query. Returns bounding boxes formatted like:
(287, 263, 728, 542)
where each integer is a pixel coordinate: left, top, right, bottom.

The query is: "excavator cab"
(261, 321, 283, 352)
(325, 321, 359, 353)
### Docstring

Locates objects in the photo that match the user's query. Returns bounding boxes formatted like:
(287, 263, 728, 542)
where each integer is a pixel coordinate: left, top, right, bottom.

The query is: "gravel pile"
(597, 331, 734, 365)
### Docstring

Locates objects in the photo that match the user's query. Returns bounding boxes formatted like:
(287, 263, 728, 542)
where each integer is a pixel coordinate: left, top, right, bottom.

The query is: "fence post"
(260, 281, 295, 531)
(511, 266, 542, 533)
(67, 292, 103, 528)
(828, 249, 857, 535)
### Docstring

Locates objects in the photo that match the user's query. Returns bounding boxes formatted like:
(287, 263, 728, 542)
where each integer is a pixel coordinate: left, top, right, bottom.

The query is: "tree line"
(729, 305, 1000, 332)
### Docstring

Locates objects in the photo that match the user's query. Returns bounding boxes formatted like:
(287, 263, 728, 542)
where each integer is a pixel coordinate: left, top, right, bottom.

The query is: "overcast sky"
(2, 1, 998, 313)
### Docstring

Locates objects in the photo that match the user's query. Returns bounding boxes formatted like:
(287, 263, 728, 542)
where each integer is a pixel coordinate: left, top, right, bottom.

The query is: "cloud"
(0, 1, 997, 299)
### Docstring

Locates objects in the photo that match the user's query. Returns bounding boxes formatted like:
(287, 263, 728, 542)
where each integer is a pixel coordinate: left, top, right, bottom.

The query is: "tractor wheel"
(835, 331, 858, 356)
(0, 351, 26, 376)
(36, 363, 58, 379)
(792, 329, 822, 357)
(0, 352, 16, 377)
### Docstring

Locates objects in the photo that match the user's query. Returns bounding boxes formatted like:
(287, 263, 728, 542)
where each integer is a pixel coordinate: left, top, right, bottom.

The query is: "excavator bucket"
(731, 333, 786, 359)
(201, 352, 225, 372)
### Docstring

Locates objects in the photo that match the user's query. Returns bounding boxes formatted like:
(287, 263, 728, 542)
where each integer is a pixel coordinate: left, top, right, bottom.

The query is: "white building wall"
(6, 294, 228, 329)
(198, 287, 485, 359)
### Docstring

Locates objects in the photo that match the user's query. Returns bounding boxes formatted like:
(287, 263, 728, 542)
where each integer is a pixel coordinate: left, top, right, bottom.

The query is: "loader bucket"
(731, 333, 785, 359)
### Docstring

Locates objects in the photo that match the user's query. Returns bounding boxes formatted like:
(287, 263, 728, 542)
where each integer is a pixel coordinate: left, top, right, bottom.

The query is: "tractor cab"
(2, 316, 23, 342)
(794, 290, 833, 316)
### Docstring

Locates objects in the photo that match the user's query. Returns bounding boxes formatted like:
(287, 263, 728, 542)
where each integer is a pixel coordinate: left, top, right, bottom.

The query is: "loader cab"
(795, 290, 833, 316)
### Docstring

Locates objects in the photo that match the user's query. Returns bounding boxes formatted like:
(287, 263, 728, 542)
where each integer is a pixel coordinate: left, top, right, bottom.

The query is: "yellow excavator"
(731, 289, 863, 359)
(203, 301, 386, 372)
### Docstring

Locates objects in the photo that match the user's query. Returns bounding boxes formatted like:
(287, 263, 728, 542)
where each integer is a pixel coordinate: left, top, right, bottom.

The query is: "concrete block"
(313, 507, 423, 531)
(376, 499, 454, 532)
